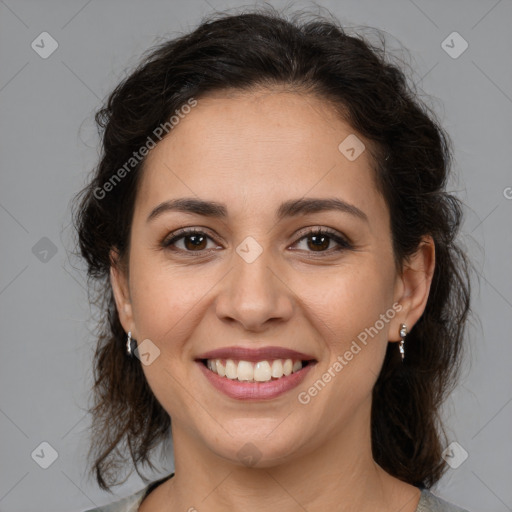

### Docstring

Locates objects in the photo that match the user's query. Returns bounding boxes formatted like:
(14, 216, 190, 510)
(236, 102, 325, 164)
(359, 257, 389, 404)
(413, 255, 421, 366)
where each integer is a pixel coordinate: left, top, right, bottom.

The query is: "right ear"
(109, 249, 135, 335)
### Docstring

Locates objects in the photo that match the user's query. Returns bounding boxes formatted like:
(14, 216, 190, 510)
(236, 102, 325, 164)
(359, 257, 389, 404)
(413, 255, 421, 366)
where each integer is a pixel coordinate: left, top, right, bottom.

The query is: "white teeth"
(225, 359, 237, 379)
(205, 358, 305, 382)
(271, 359, 284, 378)
(237, 361, 253, 381)
(215, 359, 225, 377)
(254, 361, 272, 382)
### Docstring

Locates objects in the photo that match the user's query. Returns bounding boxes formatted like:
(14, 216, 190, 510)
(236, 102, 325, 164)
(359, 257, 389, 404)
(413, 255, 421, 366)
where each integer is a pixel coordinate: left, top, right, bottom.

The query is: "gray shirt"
(83, 475, 470, 512)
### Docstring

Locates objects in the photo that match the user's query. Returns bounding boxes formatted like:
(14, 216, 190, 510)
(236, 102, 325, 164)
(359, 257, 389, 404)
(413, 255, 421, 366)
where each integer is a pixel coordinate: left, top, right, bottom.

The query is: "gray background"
(0, 0, 511, 511)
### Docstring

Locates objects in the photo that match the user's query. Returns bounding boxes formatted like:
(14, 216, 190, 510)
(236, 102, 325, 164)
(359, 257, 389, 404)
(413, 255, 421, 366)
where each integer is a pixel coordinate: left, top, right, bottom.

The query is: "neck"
(147, 404, 420, 512)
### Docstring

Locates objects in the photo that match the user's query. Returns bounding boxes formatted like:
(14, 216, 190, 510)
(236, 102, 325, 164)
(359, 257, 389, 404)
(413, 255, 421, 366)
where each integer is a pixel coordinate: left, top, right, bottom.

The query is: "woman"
(73, 7, 472, 512)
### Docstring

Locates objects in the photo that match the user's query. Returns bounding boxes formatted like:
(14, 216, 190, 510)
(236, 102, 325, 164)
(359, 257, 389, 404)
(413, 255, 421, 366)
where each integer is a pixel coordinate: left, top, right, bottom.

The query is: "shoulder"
(416, 489, 470, 512)
(82, 488, 147, 512)
(83, 473, 174, 512)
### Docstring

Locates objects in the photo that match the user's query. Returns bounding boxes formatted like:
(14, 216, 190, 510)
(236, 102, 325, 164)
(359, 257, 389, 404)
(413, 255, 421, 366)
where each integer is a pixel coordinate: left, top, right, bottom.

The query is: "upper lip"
(196, 346, 317, 362)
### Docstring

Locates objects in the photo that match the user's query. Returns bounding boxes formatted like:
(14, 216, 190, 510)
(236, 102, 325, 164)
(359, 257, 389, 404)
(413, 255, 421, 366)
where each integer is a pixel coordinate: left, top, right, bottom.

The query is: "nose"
(214, 244, 294, 333)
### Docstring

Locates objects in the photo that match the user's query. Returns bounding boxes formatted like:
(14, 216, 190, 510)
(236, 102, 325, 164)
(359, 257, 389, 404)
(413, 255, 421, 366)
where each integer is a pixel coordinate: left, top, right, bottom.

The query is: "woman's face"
(111, 89, 432, 468)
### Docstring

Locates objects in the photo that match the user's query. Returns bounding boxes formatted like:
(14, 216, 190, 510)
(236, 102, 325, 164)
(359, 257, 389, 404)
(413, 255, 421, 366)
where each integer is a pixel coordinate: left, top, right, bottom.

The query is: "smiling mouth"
(200, 358, 316, 383)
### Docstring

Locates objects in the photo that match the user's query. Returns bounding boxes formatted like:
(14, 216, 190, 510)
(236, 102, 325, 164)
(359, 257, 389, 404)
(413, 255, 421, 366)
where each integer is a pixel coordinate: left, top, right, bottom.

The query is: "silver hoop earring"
(126, 331, 137, 357)
(399, 323, 407, 361)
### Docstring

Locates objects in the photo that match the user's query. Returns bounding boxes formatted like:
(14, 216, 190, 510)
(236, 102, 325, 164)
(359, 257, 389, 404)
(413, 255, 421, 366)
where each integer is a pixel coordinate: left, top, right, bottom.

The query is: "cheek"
(285, 267, 395, 438)
(128, 261, 206, 421)
(128, 252, 204, 341)
(302, 261, 396, 345)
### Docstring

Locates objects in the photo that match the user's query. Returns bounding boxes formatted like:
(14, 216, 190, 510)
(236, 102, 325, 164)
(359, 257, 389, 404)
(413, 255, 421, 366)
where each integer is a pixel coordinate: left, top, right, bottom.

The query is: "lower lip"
(197, 361, 315, 400)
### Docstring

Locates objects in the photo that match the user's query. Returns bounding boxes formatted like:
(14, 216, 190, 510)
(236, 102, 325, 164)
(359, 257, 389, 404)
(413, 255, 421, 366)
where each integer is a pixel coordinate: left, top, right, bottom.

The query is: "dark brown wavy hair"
(72, 6, 471, 492)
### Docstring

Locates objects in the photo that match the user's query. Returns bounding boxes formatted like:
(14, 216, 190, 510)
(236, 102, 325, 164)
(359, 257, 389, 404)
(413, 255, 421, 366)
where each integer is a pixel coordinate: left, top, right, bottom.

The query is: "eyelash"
(161, 227, 353, 256)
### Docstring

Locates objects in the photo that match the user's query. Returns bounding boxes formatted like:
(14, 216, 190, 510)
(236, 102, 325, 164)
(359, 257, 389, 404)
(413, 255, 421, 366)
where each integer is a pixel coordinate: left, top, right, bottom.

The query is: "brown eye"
(306, 233, 331, 252)
(182, 233, 208, 251)
(162, 229, 219, 253)
(292, 229, 352, 254)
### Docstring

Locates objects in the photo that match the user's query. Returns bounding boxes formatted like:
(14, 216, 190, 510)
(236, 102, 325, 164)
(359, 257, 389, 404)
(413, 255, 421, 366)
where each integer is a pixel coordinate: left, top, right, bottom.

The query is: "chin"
(199, 418, 314, 469)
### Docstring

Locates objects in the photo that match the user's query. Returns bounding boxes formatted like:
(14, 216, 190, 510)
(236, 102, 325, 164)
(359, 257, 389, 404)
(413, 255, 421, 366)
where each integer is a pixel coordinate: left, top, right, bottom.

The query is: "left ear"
(390, 235, 435, 341)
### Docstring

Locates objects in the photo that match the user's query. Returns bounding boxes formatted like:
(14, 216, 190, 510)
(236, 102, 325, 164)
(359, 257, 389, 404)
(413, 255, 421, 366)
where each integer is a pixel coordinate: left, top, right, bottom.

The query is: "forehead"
(135, 89, 384, 220)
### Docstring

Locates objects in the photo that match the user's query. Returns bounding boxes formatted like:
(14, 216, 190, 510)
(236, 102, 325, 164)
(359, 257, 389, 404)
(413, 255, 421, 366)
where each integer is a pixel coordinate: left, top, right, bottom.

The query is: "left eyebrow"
(276, 197, 368, 223)
(146, 197, 368, 223)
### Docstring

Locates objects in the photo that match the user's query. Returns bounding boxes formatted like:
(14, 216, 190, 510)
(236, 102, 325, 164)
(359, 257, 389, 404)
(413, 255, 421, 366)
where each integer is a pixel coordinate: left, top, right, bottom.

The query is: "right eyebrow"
(147, 198, 227, 223)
